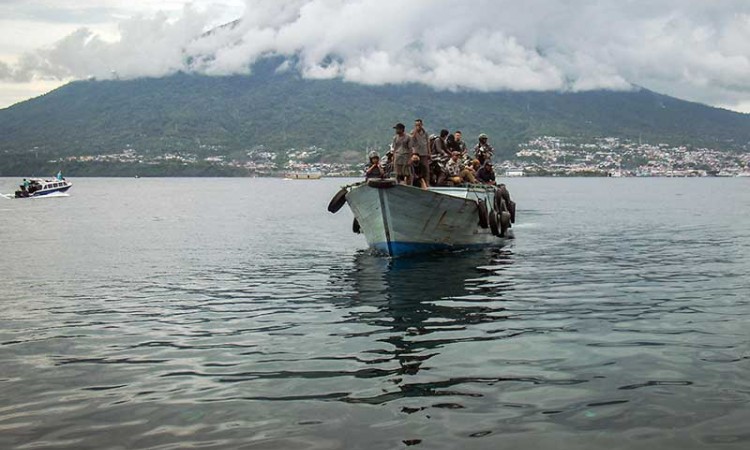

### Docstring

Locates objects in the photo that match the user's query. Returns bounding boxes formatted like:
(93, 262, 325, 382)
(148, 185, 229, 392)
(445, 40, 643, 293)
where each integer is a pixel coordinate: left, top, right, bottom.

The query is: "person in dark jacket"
(431, 129, 451, 158)
(453, 130, 468, 155)
(409, 119, 431, 186)
(410, 154, 428, 189)
(382, 150, 394, 178)
(477, 161, 496, 184)
(474, 133, 494, 167)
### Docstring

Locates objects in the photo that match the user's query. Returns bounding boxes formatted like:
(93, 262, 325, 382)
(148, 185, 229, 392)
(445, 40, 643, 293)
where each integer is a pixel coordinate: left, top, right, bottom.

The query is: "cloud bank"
(3, 0, 750, 110)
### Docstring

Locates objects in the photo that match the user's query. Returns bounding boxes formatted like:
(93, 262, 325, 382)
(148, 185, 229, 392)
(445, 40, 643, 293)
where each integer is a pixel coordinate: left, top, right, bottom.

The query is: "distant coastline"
(3, 134, 748, 178)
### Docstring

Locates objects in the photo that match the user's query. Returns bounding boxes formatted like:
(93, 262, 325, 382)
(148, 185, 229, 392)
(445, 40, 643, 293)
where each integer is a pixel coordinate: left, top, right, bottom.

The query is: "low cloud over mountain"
(2, 0, 750, 110)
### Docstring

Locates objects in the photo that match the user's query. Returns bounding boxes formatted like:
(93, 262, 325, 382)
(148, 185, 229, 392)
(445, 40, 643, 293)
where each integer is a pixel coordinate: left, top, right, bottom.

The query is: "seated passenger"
(444, 152, 477, 185)
(461, 163, 478, 184)
(470, 159, 481, 174)
(477, 161, 496, 184)
(411, 154, 428, 189)
(365, 151, 384, 179)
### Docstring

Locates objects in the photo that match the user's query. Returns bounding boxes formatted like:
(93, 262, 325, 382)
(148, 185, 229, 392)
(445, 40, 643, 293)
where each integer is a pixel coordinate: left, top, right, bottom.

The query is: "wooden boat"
(328, 179, 515, 257)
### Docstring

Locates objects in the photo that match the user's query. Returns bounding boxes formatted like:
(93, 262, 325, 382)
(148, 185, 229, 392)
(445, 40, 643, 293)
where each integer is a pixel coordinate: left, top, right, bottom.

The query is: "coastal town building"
(47, 136, 750, 177)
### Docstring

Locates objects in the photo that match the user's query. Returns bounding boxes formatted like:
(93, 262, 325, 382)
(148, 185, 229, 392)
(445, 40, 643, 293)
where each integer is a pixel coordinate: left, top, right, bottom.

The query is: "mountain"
(1, 58, 749, 172)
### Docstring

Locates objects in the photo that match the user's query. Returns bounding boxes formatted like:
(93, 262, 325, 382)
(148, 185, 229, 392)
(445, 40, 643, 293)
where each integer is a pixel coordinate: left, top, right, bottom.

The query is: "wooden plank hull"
(346, 182, 505, 257)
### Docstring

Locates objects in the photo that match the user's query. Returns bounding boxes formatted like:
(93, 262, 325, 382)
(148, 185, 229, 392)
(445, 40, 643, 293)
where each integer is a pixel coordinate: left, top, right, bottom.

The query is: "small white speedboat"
(13, 178, 72, 198)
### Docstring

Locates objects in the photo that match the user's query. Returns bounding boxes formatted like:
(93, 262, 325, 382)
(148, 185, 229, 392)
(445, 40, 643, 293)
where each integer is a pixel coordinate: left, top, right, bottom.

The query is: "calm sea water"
(0, 177, 749, 449)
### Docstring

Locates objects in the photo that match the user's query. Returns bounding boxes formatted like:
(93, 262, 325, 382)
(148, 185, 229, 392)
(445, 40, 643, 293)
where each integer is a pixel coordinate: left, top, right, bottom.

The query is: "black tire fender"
(352, 217, 361, 234)
(489, 210, 500, 236)
(495, 185, 511, 211)
(327, 188, 348, 213)
(477, 200, 489, 229)
(500, 211, 511, 236)
(494, 189, 506, 212)
(367, 179, 397, 189)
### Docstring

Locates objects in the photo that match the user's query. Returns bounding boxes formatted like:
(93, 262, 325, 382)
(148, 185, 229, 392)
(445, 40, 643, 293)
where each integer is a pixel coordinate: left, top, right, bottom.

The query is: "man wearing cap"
(477, 161, 496, 184)
(382, 149, 394, 178)
(392, 123, 412, 185)
(365, 151, 384, 179)
(409, 119, 431, 186)
(474, 133, 494, 167)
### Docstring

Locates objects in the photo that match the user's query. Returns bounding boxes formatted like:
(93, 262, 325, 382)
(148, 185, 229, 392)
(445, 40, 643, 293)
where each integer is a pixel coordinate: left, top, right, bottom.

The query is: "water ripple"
(1, 178, 749, 449)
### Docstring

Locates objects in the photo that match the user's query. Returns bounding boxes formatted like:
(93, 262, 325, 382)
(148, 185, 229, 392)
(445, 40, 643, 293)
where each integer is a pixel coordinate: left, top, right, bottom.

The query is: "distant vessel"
(328, 179, 515, 257)
(736, 172, 750, 177)
(504, 168, 525, 177)
(11, 177, 72, 198)
(285, 171, 322, 180)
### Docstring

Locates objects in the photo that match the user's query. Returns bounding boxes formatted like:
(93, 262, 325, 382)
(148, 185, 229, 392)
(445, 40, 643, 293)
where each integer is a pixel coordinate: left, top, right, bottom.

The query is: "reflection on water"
(328, 248, 516, 404)
(2, 178, 750, 449)
(343, 248, 514, 304)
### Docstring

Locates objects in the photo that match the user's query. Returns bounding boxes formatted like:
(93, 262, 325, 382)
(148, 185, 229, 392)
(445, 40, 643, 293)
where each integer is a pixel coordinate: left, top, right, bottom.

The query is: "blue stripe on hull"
(33, 186, 70, 196)
(371, 241, 491, 257)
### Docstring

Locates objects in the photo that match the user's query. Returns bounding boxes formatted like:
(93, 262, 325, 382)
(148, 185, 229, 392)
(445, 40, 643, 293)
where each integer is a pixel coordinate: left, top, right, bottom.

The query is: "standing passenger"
(453, 131, 468, 156)
(446, 134, 456, 154)
(409, 119, 430, 186)
(432, 129, 451, 158)
(392, 123, 412, 185)
(383, 150, 394, 178)
(474, 133, 494, 167)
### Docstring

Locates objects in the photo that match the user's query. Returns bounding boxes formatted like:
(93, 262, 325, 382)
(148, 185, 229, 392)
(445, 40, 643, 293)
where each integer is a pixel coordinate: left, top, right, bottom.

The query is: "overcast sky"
(1, 0, 750, 112)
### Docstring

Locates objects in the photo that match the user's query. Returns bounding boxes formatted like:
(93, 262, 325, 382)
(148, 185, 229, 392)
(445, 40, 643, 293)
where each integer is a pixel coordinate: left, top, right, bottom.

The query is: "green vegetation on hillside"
(1, 57, 749, 175)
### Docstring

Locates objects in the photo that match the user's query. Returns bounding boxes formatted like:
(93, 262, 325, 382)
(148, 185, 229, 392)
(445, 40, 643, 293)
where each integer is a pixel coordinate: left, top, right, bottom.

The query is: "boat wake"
(1, 192, 70, 199)
(31, 192, 70, 199)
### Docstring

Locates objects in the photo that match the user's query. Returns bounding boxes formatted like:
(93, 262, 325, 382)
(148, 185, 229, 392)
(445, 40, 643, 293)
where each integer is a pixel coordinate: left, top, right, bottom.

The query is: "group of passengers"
(365, 119, 497, 188)
(16, 172, 65, 196)
(18, 178, 41, 195)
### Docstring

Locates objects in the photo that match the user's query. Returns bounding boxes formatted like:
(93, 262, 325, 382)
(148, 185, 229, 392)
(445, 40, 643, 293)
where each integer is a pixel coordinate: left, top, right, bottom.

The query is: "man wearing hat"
(365, 151, 384, 179)
(382, 149, 394, 178)
(476, 161, 496, 184)
(473, 133, 494, 167)
(391, 123, 412, 185)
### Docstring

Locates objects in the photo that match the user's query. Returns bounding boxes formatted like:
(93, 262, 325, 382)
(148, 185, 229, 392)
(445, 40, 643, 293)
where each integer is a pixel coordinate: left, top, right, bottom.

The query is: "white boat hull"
(10, 179, 72, 199)
(345, 181, 508, 256)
